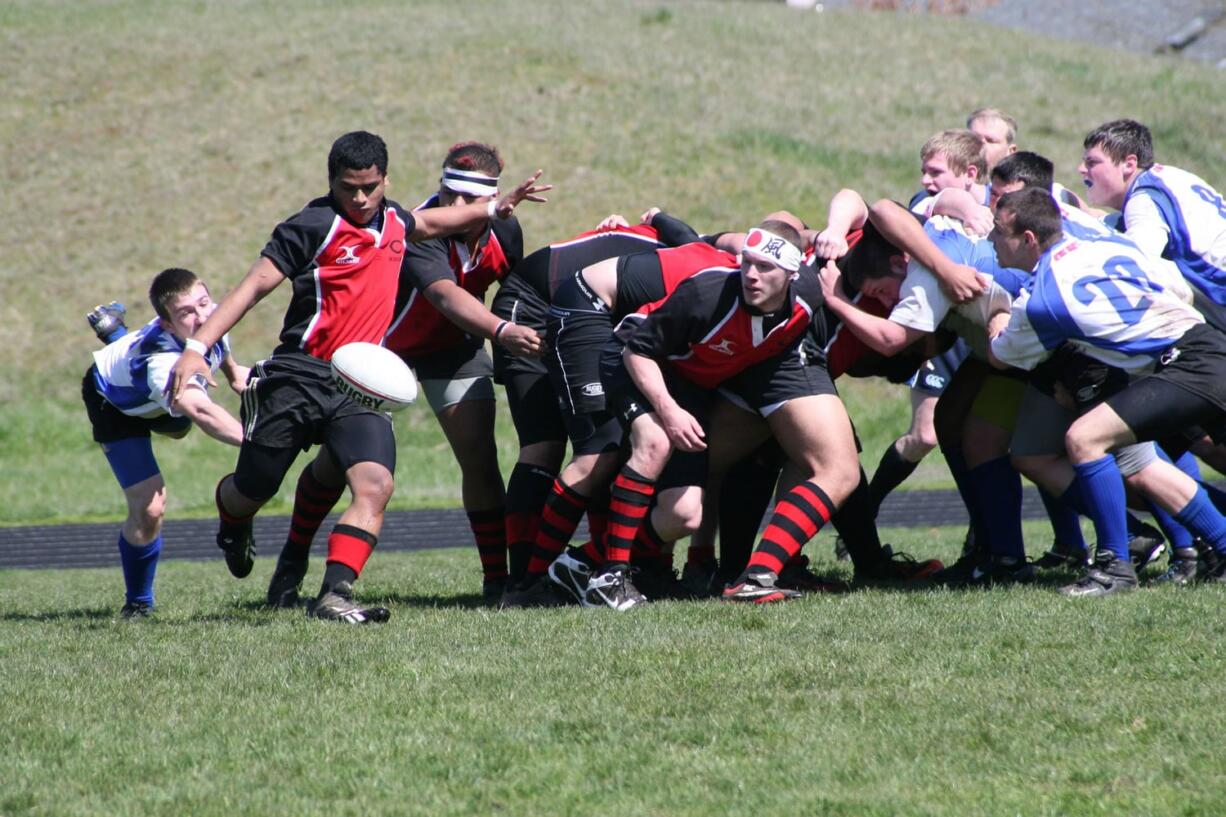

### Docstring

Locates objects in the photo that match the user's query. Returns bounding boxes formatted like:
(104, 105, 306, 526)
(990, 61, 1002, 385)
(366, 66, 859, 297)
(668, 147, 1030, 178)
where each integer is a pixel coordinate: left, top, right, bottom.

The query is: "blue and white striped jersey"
(991, 233, 1199, 374)
(1122, 164, 1226, 305)
(91, 318, 229, 417)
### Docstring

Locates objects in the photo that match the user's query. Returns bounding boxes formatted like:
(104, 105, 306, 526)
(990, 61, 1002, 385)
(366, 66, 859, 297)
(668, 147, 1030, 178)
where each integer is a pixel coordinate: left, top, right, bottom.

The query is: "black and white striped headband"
(441, 166, 499, 197)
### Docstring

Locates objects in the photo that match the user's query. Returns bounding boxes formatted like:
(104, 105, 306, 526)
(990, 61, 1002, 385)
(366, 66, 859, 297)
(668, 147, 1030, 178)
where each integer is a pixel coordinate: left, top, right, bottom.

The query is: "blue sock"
(1039, 487, 1086, 553)
(1173, 450, 1203, 481)
(945, 447, 990, 552)
(118, 532, 161, 606)
(1146, 499, 1194, 550)
(1173, 487, 1226, 555)
(969, 456, 1025, 560)
(1073, 456, 1130, 561)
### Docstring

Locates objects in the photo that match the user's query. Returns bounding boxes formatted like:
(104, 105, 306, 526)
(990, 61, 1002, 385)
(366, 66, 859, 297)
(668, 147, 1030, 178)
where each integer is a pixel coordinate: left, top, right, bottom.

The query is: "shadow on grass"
(373, 591, 492, 610)
(0, 606, 114, 623)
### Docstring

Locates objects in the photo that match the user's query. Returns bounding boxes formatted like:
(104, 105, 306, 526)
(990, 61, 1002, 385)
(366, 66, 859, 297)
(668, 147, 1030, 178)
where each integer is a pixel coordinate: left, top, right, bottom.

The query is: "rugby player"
(384, 142, 541, 603)
(989, 188, 1226, 596)
(169, 131, 549, 622)
(84, 268, 247, 617)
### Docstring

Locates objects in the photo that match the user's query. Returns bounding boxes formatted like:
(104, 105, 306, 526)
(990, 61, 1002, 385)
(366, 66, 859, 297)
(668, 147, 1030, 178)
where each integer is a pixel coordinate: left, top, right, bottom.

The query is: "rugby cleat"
(679, 558, 720, 599)
(119, 600, 153, 620)
(87, 301, 127, 344)
(1059, 553, 1138, 597)
(832, 536, 851, 562)
(547, 548, 595, 603)
(721, 570, 801, 604)
(498, 575, 570, 609)
(583, 566, 646, 611)
(777, 554, 848, 593)
(216, 520, 255, 579)
(265, 555, 309, 608)
(854, 545, 944, 584)
(1127, 520, 1166, 569)
(630, 562, 688, 601)
(1033, 540, 1092, 570)
(482, 576, 508, 607)
(307, 581, 390, 623)
(1152, 547, 1199, 586)
(946, 556, 1036, 589)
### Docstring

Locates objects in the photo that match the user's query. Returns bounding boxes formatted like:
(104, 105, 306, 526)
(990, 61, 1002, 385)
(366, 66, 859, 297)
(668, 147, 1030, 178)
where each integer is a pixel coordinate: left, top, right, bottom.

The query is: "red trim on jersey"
(384, 230, 512, 358)
(298, 208, 409, 361)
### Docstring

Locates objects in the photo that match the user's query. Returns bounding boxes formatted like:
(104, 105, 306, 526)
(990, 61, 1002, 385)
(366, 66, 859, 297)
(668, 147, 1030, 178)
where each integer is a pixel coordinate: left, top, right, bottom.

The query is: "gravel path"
(804, 1, 1226, 67)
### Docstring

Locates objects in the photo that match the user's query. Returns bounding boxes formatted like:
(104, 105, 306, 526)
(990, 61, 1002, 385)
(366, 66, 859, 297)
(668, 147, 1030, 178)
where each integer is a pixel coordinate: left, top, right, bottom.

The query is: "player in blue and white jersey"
(821, 198, 1039, 584)
(989, 188, 1226, 596)
(82, 268, 248, 617)
(1080, 119, 1226, 329)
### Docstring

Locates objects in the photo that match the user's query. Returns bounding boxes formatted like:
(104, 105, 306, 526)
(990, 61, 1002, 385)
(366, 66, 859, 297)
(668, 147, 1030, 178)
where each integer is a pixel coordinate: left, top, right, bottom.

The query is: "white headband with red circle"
(742, 228, 802, 272)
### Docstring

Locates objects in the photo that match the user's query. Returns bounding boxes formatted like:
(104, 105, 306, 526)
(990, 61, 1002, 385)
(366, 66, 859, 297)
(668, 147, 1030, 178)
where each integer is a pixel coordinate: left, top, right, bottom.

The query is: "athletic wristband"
(493, 320, 510, 342)
(183, 338, 208, 356)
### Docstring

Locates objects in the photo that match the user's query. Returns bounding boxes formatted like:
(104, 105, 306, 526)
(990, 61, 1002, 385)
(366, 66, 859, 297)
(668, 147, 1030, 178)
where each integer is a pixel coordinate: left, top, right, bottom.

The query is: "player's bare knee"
(663, 491, 704, 535)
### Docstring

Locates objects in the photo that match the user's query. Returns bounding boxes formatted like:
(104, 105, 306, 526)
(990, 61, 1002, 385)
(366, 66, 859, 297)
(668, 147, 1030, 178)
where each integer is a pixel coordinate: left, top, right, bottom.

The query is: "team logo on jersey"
(336, 245, 361, 265)
(581, 382, 604, 397)
(389, 239, 404, 255)
(708, 338, 737, 355)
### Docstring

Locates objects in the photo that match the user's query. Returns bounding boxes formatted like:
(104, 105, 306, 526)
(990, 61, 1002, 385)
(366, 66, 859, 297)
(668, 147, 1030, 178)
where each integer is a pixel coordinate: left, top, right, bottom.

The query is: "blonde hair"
(967, 107, 1019, 144)
(920, 129, 986, 178)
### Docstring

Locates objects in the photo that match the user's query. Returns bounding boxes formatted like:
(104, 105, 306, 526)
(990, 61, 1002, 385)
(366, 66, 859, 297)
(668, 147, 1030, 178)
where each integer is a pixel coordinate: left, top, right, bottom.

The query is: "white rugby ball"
(330, 342, 417, 412)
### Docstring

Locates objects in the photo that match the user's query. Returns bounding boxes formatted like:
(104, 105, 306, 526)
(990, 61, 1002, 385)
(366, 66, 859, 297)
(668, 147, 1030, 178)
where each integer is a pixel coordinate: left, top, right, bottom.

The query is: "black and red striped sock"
(583, 488, 610, 564)
(322, 524, 378, 590)
(505, 463, 556, 582)
(281, 466, 345, 562)
(632, 512, 672, 570)
(526, 480, 588, 576)
(467, 508, 508, 583)
(746, 481, 834, 576)
(604, 466, 657, 566)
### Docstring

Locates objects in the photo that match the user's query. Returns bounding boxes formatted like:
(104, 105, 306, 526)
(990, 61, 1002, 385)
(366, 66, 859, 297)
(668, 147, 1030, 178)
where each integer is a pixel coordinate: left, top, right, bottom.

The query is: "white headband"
(742, 228, 802, 272)
(441, 166, 499, 197)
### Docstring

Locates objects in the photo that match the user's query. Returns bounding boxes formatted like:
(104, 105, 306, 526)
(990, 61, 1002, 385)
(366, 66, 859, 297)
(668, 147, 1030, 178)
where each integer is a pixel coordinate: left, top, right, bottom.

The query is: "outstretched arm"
(170, 387, 244, 446)
(170, 258, 285, 401)
(410, 170, 551, 241)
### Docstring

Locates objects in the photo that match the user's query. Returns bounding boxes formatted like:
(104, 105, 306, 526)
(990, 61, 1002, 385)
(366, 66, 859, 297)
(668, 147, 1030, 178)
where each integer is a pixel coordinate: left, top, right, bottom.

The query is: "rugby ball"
(330, 342, 417, 412)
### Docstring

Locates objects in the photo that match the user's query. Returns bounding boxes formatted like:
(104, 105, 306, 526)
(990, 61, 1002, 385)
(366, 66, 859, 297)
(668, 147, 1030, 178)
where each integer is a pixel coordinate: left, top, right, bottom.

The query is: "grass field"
(6, 524, 1226, 817)
(6, 7, 1226, 811)
(4, 0, 1225, 525)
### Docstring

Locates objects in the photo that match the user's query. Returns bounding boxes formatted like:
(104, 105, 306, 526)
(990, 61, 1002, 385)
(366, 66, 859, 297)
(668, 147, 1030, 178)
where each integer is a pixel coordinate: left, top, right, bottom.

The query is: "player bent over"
(603, 222, 859, 605)
(84, 268, 247, 618)
(170, 131, 549, 622)
(989, 188, 1226, 596)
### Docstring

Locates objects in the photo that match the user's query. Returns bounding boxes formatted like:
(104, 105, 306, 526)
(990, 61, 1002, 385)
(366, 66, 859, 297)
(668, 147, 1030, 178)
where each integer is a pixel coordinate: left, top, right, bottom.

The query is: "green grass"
(5, 0, 1226, 523)
(5, 523, 1226, 816)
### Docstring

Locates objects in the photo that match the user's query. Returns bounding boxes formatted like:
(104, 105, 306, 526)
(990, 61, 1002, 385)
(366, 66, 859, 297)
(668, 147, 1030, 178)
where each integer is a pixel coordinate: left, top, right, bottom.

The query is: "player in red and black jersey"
(692, 215, 947, 596)
(582, 220, 864, 606)
(383, 142, 543, 603)
(170, 131, 549, 622)
(489, 211, 701, 587)
(500, 220, 741, 607)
